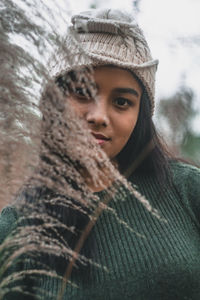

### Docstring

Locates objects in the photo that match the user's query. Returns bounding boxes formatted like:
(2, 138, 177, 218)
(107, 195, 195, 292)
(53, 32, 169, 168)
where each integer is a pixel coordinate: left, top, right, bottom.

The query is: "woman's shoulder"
(169, 160, 200, 220)
(0, 205, 19, 244)
(170, 160, 200, 186)
(170, 159, 200, 171)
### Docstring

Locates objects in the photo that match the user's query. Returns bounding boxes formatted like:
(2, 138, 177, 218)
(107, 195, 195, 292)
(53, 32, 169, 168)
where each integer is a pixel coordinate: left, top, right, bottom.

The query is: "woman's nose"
(86, 100, 109, 127)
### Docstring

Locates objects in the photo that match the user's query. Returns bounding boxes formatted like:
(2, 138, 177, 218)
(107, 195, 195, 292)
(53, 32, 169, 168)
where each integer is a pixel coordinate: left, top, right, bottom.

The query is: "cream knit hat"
(51, 9, 159, 112)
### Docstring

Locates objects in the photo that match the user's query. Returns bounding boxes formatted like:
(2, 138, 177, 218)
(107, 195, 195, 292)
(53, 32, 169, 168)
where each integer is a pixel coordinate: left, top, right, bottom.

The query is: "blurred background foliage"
(157, 85, 200, 166)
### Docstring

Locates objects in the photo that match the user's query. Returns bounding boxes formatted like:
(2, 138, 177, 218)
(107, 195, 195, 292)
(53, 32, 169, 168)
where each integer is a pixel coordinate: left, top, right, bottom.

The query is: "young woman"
(0, 8, 200, 300)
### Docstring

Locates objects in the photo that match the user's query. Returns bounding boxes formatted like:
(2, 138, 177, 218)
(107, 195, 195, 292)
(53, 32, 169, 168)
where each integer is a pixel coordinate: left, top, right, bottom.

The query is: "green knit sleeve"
(0, 207, 32, 300)
(0, 206, 18, 245)
(172, 162, 200, 224)
(186, 164, 200, 222)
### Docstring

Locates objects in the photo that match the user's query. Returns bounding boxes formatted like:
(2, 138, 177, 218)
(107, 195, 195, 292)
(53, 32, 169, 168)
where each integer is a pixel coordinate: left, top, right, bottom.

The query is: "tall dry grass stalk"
(0, 1, 160, 298)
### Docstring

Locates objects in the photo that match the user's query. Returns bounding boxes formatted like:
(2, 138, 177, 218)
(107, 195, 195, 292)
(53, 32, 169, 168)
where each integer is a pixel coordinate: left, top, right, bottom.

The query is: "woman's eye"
(114, 98, 132, 108)
(74, 87, 85, 97)
(73, 87, 92, 99)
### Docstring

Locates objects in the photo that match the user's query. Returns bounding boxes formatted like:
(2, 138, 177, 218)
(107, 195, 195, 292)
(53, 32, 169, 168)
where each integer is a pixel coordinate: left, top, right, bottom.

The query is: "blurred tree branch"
(157, 84, 200, 165)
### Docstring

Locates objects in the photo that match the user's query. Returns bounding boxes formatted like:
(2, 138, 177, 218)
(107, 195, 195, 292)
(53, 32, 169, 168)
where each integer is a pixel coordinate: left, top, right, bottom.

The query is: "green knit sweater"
(0, 162, 200, 300)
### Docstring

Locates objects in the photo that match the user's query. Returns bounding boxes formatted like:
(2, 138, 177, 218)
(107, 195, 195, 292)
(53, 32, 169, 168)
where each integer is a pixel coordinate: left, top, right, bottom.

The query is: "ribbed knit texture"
(0, 162, 200, 299)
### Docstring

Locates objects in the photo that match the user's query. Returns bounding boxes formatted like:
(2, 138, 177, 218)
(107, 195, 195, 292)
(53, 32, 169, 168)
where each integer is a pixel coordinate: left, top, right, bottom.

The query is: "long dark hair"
(117, 90, 171, 182)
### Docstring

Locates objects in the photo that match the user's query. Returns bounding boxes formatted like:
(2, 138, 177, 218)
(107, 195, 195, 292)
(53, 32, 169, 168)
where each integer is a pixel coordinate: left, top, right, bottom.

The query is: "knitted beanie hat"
(51, 9, 159, 112)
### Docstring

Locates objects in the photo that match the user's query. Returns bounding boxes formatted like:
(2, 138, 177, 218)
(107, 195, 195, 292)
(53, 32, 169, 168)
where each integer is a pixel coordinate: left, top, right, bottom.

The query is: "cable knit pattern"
(0, 162, 200, 299)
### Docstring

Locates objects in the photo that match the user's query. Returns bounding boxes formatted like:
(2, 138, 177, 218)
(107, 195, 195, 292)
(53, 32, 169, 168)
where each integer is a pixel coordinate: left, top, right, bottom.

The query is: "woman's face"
(68, 66, 142, 161)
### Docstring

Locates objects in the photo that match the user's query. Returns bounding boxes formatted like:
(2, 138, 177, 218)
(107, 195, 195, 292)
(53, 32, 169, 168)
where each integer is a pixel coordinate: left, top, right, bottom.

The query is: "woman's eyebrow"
(114, 87, 139, 97)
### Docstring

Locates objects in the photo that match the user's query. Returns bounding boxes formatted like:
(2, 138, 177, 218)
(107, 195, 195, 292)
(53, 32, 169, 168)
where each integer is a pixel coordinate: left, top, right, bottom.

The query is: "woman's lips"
(91, 132, 111, 145)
